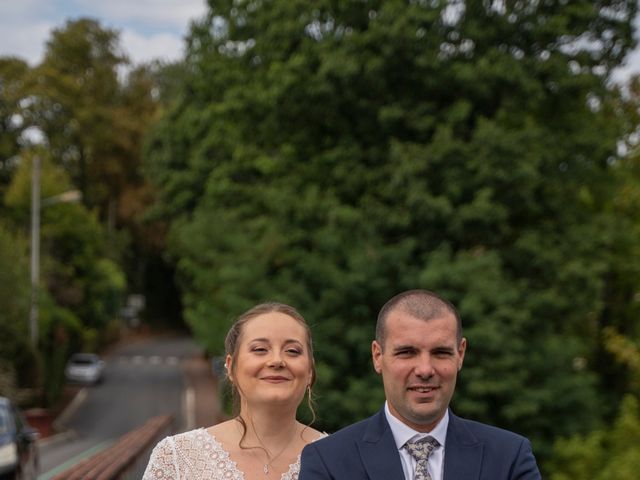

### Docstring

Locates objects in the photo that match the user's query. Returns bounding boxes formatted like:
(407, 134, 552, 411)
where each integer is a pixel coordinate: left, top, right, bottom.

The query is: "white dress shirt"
(384, 402, 449, 480)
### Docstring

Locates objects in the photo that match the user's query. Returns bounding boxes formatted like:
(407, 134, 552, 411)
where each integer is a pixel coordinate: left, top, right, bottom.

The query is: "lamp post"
(21, 126, 82, 347)
(20, 126, 46, 348)
(29, 186, 82, 347)
(30, 153, 41, 347)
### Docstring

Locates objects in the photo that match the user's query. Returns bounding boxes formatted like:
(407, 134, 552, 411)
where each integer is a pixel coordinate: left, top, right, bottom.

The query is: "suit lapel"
(357, 410, 405, 480)
(443, 412, 483, 480)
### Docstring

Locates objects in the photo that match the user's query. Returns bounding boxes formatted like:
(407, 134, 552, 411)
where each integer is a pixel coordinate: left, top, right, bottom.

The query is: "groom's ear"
(372, 340, 383, 374)
(457, 338, 467, 371)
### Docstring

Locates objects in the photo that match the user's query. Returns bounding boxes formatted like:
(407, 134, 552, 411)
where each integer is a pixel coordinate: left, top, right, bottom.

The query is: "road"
(37, 335, 203, 479)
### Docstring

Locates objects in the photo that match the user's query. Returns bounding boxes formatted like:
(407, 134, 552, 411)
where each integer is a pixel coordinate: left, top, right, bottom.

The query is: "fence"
(49, 414, 173, 480)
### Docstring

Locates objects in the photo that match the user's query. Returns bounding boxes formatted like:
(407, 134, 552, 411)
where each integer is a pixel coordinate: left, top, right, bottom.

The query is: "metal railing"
(50, 414, 173, 480)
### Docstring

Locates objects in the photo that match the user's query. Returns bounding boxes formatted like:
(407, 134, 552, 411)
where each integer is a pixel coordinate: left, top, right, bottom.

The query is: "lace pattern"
(142, 428, 314, 480)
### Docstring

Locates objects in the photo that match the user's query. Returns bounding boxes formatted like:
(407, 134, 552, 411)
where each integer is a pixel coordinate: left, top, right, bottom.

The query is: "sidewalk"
(26, 385, 82, 442)
(182, 354, 227, 428)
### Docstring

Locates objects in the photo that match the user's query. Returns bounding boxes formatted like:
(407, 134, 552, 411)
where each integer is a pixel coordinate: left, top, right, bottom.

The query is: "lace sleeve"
(142, 436, 179, 480)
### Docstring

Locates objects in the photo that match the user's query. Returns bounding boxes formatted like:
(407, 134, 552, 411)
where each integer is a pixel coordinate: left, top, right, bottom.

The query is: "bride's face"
(227, 312, 313, 409)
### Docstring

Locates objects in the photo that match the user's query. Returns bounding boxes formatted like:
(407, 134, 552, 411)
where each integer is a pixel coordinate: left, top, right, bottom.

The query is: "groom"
(300, 289, 541, 479)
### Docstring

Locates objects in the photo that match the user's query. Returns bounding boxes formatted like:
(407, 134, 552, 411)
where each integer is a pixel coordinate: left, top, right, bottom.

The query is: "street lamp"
(42, 190, 82, 206)
(20, 126, 46, 348)
(20, 126, 82, 347)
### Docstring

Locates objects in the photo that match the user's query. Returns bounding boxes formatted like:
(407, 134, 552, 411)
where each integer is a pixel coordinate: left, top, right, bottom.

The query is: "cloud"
(0, 0, 207, 66)
(0, 19, 54, 65)
(120, 28, 187, 65)
(0, 0, 55, 17)
(77, 0, 207, 31)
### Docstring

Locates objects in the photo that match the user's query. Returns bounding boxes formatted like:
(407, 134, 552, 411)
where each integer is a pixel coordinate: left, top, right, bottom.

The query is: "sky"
(0, 0, 208, 66)
(0, 0, 639, 84)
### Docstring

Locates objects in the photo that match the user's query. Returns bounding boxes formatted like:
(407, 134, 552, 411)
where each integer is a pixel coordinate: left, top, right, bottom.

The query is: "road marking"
(184, 386, 195, 431)
(37, 439, 113, 480)
(115, 355, 182, 365)
(167, 356, 179, 366)
(52, 389, 87, 432)
(132, 355, 144, 364)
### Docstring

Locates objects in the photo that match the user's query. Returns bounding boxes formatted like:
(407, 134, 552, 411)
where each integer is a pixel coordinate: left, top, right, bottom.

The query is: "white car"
(64, 353, 105, 384)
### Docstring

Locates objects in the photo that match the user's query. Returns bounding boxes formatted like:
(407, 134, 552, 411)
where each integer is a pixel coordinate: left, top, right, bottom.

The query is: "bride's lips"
(261, 376, 290, 382)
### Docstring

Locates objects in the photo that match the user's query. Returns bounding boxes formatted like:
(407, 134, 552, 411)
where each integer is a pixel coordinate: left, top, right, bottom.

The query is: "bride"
(143, 302, 325, 479)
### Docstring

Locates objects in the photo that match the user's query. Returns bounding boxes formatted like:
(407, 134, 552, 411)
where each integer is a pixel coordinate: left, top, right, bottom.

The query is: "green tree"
(1, 17, 188, 403)
(13, 18, 182, 326)
(0, 57, 30, 201)
(20, 19, 165, 260)
(5, 150, 125, 345)
(2, 149, 125, 404)
(144, 0, 638, 464)
(548, 331, 640, 479)
(24, 18, 126, 208)
(548, 394, 640, 480)
(0, 221, 37, 399)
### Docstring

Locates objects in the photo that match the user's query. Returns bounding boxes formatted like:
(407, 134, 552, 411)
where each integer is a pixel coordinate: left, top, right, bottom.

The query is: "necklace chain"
(236, 417, 297, 476)
(261, 431, 296, 475)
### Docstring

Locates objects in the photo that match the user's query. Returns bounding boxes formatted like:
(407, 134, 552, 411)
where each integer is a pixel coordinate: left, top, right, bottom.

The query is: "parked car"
(0, 397, 39, 480)
(64, 353, 105, 385)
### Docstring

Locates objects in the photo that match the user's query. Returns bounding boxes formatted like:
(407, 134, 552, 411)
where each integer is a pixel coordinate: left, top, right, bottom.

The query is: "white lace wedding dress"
(143, 428, 324, 480)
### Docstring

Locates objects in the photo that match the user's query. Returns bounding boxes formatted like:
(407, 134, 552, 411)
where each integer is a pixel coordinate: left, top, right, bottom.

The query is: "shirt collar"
(384, 401, 449, 450)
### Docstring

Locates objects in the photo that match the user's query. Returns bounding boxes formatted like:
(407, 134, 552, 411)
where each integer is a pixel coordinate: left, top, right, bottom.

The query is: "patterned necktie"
(404, 436, 440, 480)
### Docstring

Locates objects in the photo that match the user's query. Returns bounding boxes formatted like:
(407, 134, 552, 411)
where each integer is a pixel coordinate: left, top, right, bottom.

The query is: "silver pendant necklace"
(260, 432, 296, 475)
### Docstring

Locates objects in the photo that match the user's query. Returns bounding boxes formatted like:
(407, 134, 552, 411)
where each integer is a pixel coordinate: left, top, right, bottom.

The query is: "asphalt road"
(37, 334, 203, 479)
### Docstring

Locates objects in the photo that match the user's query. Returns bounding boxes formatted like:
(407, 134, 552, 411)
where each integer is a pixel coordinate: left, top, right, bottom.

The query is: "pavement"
(182, 354, 226, 428)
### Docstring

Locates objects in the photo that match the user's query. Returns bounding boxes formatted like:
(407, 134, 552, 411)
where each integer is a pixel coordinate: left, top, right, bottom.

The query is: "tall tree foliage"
(14, 19, 182, 323)
(0, 58, 30, 201)
(144, 0, 638, 462)
(25, 18, 126, 210)
(4, 151, 125, 345)
(548, 330, 640, 479)
(0, 221, 37, 398)
(21, 19, 166, 252)
(0, 18, 187, 403)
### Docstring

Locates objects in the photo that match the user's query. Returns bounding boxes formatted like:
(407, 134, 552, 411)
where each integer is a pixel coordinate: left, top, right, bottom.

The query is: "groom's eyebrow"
(392, 344, 417, 352)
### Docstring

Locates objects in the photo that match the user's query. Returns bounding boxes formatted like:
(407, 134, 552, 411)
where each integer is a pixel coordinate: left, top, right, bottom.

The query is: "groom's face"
(372, 309, 466, 432)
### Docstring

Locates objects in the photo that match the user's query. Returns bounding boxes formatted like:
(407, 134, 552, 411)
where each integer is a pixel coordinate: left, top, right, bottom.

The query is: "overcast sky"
(0, 0, 208, 65)
(1, 0, 639, 83)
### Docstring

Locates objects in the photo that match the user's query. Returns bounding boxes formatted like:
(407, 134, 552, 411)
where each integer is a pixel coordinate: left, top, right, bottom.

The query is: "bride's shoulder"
(204, 419, 242, 450)
(206, 419, 237, 436)
(301, 426, 328, 443)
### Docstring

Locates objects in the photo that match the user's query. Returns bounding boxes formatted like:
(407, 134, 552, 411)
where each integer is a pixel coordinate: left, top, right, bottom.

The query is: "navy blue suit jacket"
(300, 409, 541, 480)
